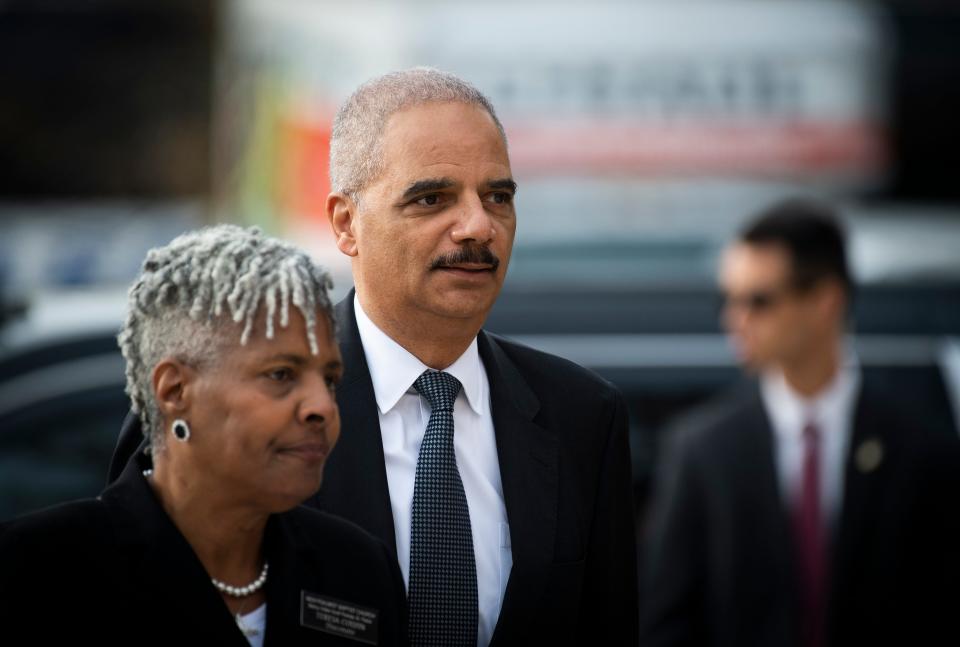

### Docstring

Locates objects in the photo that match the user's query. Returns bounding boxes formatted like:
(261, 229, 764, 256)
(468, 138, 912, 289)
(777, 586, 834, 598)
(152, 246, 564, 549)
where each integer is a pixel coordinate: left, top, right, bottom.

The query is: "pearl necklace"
(142, 469, 269, 598)
(212, 562, 269, 598)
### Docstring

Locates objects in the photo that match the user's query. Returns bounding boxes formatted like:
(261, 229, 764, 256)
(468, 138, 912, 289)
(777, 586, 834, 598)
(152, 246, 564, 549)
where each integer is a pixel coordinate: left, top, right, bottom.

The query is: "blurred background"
(1, 0, 958, 520)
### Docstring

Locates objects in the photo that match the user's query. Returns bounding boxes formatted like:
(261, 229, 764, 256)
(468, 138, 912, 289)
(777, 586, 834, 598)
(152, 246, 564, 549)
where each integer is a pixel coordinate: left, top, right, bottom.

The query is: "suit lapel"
(828, 383, 890, 622)
(738, 386, 803, 632)
(741, 386, 796, 554)
(742, 391, 793, 566)
(478, 332, 559, 642)
(310, 294, 398, 556)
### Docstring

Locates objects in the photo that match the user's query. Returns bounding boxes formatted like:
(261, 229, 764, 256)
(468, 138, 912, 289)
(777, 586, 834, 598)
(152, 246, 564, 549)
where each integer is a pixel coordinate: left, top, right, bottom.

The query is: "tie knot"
(414, 370, 462, 412)
(803, 422, 820, 442)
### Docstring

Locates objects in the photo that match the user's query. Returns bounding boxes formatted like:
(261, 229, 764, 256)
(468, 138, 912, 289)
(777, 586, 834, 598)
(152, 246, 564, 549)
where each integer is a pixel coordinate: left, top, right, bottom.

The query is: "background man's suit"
(638, 379, 960, 647)
(110, 293, 639, 646)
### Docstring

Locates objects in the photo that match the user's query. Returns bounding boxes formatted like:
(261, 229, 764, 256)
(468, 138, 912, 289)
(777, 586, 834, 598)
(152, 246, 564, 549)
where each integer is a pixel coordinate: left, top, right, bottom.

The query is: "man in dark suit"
(638, 199, 960, 647)
(110, 68, 638, 646)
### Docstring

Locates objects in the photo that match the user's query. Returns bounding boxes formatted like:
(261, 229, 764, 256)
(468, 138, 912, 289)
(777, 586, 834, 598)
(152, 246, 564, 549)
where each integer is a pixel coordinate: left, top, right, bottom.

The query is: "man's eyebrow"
(401, 178, 456, 201)
(487, 178, 517, 194)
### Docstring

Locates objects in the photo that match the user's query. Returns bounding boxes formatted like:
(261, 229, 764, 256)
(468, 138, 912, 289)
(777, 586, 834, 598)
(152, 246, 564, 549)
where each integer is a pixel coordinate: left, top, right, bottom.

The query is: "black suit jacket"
(108, 294, 639, 645)
(638, 379, 960, 647)
(1, 453, 406, 646)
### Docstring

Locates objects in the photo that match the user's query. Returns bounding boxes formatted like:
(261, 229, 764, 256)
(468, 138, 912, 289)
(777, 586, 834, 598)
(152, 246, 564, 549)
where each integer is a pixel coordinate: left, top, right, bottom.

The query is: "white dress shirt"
(354, 296, 512, 647)
(238, 603, 266, 647)
(760, 356, 861, 529)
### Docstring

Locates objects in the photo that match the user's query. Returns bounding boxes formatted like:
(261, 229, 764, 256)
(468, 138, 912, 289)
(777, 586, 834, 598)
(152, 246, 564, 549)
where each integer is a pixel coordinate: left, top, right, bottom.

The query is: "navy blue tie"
(408, 370, 478, 647)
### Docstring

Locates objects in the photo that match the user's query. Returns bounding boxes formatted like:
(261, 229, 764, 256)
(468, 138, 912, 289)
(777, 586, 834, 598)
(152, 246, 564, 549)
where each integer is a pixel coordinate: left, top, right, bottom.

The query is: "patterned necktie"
(794, 422, 827, 647)
(408, 370, 478, 647)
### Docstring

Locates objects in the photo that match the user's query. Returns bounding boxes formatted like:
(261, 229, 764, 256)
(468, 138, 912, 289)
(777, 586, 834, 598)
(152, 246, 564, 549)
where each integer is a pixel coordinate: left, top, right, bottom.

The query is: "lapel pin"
(855, 438, 884, 473)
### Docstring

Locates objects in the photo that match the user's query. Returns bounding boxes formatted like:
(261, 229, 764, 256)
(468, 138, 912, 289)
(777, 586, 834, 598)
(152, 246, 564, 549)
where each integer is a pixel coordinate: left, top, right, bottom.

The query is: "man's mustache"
(430, 245, 500, 271)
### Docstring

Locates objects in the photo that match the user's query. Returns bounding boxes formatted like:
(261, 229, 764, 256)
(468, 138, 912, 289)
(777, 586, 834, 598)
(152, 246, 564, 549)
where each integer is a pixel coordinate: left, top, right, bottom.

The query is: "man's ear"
(327, 192, 360, 258)
(152, 358, 195, 419)
(813, 278, 846, 324)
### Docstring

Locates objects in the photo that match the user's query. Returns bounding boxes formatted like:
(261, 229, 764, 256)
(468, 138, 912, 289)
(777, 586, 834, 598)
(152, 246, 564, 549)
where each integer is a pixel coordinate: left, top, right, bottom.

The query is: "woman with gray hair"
(0, 225, 405, 646)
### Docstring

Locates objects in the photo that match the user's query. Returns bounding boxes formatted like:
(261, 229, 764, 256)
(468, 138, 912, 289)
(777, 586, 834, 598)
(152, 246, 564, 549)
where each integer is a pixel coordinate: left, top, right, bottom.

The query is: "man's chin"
(734, 347, 768, 373)
(425, 291, 498, 322)
(430, 280, 501, 310)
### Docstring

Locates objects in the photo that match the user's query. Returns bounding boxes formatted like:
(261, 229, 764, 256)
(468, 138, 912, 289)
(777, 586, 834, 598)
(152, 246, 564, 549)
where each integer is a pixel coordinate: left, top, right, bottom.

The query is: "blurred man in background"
(639, 198, 960, 647)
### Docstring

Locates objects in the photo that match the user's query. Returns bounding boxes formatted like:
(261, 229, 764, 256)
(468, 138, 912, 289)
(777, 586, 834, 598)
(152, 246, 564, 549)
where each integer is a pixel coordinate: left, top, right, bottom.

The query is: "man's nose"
(451, 194, 494, 245)
(722, 301, 747, 334)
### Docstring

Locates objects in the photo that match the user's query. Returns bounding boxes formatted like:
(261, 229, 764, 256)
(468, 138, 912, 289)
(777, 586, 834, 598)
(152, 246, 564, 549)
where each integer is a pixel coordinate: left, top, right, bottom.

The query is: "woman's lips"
(279, 443, 330, 463)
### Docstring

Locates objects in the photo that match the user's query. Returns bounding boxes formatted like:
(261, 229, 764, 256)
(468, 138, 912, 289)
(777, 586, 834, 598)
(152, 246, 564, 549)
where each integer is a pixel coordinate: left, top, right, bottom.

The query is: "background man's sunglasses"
(718, 288, 791, 313)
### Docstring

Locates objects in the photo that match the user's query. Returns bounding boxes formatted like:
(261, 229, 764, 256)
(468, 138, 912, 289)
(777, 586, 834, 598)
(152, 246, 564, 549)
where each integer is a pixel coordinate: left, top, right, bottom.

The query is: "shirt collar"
(760, 348, 861, 440)
(353, 294, 484, 415)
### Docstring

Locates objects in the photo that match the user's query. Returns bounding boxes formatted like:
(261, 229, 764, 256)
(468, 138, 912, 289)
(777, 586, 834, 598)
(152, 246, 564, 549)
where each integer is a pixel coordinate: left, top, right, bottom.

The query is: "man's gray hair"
(329, 67, 507, 197)
(118, 224, 334, 449)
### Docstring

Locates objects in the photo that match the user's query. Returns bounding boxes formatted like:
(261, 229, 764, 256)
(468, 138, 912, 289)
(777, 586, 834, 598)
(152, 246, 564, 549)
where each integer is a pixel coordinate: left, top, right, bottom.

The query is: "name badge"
(300, 591, 379, 645)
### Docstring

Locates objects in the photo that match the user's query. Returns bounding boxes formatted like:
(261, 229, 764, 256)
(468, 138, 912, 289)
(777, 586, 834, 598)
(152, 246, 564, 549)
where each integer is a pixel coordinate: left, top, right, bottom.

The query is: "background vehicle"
(0, 290, 128, 519)
(1, 0, 958, 520)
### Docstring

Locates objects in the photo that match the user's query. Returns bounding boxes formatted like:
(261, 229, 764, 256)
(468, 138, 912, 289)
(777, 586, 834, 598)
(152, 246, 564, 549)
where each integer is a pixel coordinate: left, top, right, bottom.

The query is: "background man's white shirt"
(761, 355, 861, 528)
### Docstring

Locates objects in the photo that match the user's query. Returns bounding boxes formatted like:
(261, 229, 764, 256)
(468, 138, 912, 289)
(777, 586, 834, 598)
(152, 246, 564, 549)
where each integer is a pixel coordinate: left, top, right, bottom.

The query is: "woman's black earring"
(172, 418, 191, 442)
